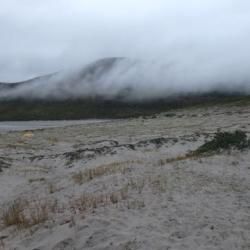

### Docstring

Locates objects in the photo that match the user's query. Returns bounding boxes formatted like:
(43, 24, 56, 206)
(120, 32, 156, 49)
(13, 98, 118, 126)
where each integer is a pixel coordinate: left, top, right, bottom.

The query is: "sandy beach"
(0, 104, 249, 250)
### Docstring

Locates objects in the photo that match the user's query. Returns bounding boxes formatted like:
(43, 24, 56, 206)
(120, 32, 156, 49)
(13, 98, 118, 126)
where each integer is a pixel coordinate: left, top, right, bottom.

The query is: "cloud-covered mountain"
(0, 57, 130, 100)
(1, 57, 249, 102)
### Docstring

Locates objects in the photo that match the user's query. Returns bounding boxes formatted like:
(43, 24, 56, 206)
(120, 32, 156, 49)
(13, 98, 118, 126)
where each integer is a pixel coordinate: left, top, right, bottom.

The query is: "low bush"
(195, 130, 250, 154)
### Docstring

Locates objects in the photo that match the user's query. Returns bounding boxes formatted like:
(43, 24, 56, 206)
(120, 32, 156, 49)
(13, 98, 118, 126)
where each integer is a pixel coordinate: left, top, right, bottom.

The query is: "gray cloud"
(0, 0, 250, 99)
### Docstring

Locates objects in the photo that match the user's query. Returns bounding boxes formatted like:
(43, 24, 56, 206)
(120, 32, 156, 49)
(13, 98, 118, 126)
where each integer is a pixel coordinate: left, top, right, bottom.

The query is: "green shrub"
(195, 130, 250, 154)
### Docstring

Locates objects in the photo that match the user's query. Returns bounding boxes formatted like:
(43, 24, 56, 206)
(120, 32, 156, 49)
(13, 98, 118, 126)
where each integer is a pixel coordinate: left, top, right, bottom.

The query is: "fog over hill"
(1, 0, 250, 103)
(0, 57, 250, 102)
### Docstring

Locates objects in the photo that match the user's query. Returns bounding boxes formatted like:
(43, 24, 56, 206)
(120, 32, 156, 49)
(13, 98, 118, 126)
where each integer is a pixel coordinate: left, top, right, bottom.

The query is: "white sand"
(0, 105, 249, 250)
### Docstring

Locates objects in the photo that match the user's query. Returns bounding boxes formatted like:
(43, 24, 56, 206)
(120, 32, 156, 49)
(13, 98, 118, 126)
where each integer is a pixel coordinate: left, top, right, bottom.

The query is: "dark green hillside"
(0, 94, 249, 121)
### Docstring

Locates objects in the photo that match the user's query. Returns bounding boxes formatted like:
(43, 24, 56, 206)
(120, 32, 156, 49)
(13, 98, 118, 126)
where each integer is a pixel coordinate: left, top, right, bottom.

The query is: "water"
(0, 120, 108, 131)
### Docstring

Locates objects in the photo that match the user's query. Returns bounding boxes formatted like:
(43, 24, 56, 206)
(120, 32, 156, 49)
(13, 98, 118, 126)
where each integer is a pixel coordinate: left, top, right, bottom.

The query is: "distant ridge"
(0, 57, 248, 101)
(0, 57, 250, 120)
(0, 57, 129, 100)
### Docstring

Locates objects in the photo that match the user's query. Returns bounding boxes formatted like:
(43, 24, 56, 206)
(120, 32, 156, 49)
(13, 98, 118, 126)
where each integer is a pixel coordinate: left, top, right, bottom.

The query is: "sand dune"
(0, 104, 249, 250)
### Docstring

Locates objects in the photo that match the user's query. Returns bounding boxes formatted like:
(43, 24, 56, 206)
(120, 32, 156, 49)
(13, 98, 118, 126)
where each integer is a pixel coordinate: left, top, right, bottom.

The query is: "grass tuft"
(1, 200, 26, 228)
(72, 160, 142, 185)
(1, 199, 57, 229)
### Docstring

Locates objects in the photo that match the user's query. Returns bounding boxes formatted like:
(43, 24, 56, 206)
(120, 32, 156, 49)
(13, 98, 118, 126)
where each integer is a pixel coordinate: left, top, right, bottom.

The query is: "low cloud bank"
(0, 1, 250, 101)
(0, 57, 249, 101)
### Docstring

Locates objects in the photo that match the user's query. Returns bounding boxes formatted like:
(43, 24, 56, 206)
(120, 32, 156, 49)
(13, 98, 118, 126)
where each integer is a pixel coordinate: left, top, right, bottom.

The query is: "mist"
(0, 0, 250, 101)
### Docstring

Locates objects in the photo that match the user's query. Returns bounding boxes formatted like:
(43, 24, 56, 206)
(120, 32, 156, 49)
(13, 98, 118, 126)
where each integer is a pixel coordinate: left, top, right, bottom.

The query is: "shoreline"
(0, 119, 110, 132)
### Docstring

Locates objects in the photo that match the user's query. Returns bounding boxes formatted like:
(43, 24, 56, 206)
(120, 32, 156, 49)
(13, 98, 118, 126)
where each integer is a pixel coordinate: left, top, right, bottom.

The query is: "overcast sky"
(0, 0, 250, 82)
